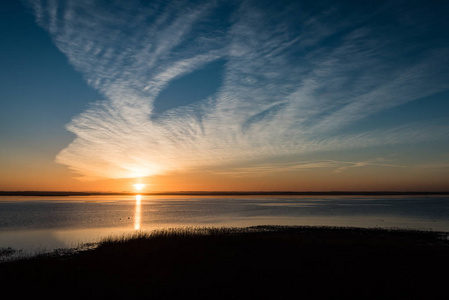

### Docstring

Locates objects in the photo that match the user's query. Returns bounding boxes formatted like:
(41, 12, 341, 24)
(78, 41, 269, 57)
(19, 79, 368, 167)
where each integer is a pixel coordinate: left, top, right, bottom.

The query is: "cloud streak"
(211, 158, 405, 177)
(28, 0, 449, 180)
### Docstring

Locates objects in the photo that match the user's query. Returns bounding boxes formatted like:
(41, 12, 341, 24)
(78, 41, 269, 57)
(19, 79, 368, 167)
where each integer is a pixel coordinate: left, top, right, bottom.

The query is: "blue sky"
(1, 0, 449, 191)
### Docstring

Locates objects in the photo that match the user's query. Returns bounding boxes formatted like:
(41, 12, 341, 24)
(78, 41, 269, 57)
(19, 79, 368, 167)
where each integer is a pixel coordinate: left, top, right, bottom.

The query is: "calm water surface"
(1, 195, 449, 255)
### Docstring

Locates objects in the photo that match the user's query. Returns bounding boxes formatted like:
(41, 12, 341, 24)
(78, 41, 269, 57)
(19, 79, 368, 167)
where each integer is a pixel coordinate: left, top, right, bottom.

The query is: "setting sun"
(133, 183, 146, 191)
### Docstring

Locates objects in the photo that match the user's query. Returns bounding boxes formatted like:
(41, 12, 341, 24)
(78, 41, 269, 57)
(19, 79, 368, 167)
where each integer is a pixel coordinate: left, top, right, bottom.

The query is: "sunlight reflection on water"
(134, 195, 141, 230)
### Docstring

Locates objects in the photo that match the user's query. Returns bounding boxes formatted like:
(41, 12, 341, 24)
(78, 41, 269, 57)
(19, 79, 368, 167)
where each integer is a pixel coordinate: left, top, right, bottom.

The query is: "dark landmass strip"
(1, 226, 448, 299)
(1, 190, 449, 196)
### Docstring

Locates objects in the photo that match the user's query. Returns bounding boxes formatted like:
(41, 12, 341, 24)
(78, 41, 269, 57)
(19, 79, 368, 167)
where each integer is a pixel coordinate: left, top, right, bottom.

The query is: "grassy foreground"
(1, 226, 448, 299)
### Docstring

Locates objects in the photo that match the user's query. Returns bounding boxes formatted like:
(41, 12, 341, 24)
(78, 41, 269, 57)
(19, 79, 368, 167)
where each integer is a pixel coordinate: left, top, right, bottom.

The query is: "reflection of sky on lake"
(0, 195, 448, 255)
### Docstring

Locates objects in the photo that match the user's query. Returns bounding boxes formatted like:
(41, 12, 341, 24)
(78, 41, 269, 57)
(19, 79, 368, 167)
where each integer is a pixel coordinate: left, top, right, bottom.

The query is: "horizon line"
(1, 191, 448, 196)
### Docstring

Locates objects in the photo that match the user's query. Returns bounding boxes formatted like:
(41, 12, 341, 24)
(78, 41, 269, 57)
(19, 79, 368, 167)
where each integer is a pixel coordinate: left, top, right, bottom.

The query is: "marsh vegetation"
(1, 226, 448, 299)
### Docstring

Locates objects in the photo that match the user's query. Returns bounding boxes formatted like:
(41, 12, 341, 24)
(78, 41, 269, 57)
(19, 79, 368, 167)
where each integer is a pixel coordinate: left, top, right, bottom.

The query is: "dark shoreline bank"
(1, 190, 448, 196)
(1, 225, 448, 299)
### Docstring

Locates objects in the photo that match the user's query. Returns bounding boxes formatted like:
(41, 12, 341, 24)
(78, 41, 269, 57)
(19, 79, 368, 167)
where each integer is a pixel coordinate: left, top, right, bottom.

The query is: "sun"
(133, 183, 146, 191)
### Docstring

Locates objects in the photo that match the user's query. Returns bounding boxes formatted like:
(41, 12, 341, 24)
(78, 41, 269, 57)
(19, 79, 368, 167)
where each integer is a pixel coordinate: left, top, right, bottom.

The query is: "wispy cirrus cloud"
(28, 0, 449, 180)
(211, 158, 405, 177)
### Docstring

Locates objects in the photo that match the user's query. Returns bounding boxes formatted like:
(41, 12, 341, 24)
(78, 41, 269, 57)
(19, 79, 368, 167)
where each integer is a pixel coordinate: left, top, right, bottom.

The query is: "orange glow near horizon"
(133, 183, 146, 191)
(1, 162, 449, 192)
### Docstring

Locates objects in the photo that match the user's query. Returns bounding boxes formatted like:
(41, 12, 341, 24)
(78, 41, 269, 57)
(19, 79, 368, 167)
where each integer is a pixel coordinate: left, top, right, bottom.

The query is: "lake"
(1, 194, 448, 255)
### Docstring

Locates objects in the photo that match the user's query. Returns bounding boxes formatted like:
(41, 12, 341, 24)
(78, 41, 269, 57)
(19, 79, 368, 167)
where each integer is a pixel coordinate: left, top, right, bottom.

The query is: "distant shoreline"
(1, 191, 448, 196)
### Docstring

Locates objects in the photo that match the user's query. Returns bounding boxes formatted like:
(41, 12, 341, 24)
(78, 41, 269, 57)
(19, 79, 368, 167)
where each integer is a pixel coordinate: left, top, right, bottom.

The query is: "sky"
(1, 0, 449, 192)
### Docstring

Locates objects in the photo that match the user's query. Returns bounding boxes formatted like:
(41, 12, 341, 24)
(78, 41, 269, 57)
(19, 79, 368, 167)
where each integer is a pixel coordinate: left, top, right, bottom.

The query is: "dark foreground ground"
(1, 226, 448, 299)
